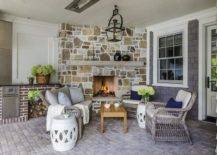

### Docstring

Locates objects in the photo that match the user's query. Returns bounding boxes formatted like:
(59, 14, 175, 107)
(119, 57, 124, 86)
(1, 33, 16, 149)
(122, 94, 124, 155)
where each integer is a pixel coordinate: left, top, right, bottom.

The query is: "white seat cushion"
(122, 99, 141, 105)
(156, 113, 179, 123)
(175, 90, 191, 109)
(146, 104, 156, 118)
(131, 85, 147, 91)
(146, 104, 178, 123)
(78, 100, 92, 109)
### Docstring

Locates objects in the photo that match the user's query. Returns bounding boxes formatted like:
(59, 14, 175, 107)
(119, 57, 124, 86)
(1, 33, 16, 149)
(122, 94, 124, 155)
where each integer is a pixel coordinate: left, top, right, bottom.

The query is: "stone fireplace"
(93, 76, 117, 97)
(58, 24, 147, 99)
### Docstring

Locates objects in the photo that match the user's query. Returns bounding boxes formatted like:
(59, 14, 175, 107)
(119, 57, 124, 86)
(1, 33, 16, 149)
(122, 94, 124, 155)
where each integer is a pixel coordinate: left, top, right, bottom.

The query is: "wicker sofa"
(39, 86, 92, 139)
(145, 90, 197, 144)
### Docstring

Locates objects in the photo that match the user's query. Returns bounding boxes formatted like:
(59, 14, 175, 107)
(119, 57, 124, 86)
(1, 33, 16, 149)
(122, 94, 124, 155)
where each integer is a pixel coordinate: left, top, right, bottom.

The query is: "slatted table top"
(101, 104, 127, 117)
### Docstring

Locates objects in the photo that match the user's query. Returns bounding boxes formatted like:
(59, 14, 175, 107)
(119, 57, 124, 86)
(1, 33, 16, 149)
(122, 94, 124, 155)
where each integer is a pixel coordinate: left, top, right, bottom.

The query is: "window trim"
(152, 25, 188, 88)
(157, 33, 184, 84)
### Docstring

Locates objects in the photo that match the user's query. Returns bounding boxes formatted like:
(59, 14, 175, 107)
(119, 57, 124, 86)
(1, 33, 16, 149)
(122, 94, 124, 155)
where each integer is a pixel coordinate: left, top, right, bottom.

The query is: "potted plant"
(28, 90, 47, 118)
(137, 86, 155, 103)
(27, 76, 34, 85)
(31, 65, 55, 84)
(27, 90, 40, 104)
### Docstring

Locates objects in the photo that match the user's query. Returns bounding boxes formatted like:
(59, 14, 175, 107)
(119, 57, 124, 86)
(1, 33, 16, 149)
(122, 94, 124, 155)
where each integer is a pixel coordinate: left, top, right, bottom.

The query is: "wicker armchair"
(145, 91, 197, 144)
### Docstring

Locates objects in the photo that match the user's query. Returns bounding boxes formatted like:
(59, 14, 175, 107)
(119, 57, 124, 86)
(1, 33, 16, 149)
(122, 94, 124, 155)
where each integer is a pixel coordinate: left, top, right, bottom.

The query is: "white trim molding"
(146, 31, 150, 85)
(198, 15, 217, 120)
(151, 21, 188, 88)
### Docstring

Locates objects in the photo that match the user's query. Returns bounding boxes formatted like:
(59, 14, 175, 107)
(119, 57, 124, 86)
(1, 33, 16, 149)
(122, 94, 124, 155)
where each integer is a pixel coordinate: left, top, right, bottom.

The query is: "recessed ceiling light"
(65, 0, 100, 13)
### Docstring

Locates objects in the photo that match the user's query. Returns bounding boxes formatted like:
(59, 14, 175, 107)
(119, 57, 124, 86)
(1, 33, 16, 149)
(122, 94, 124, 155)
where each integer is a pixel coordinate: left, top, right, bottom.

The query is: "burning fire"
(93, 79, 115, 97)
(101, 84, 109, 94)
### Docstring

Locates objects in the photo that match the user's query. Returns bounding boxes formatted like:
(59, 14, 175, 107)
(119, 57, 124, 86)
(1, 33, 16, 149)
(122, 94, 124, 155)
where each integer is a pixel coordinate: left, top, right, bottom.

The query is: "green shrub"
(31, 65, 55, 76)
(28, 90, 40, 103)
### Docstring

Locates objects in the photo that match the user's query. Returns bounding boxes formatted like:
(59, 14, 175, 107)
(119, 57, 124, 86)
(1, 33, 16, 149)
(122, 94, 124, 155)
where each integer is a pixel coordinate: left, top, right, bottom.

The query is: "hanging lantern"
(105, 5, 125, 42)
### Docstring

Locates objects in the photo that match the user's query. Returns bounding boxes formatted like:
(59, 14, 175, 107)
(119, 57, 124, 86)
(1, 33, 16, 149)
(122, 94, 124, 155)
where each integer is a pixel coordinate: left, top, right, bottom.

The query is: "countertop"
(0, 83, 62, 87)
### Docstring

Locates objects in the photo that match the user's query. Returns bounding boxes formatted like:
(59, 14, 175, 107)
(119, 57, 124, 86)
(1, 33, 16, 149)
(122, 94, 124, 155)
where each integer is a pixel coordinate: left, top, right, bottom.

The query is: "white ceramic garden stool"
(50, 114, 78, 152)
(137, 103, 146, 128)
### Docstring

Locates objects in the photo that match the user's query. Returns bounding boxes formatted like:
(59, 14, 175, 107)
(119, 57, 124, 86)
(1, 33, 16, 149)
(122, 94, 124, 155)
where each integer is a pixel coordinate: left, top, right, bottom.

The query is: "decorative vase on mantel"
(114, 51, 122, 61)
(122, 54, 131, 61)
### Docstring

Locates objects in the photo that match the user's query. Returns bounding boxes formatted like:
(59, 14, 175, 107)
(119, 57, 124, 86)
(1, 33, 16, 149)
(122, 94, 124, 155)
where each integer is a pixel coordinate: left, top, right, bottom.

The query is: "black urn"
(122, 54, 131, 61)
(114, 51, 122, 61)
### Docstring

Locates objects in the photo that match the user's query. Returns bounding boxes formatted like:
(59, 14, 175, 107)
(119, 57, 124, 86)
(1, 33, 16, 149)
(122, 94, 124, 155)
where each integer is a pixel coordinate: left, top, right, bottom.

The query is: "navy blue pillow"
(166, 98, 182, 108)
(130, 90, 142, 100)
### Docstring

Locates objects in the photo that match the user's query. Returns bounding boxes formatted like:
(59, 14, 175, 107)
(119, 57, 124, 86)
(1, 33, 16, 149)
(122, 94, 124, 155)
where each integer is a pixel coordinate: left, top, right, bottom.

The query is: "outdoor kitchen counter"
(0, 84, 61, 124)
(0, 83, 61, 86)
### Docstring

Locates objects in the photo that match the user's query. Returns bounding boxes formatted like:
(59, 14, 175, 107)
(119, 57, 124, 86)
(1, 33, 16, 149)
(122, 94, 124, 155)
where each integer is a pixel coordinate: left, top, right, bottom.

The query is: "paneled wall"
(12, 19, 59, 84)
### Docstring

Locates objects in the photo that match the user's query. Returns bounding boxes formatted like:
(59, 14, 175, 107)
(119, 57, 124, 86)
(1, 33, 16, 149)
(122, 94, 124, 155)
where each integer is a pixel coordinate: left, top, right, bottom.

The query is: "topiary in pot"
(31, 65, 56, 84)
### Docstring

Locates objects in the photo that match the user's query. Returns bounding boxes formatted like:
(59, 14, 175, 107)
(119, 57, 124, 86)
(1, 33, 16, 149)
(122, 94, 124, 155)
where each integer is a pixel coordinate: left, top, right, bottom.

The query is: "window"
(158, 33, 183, 84)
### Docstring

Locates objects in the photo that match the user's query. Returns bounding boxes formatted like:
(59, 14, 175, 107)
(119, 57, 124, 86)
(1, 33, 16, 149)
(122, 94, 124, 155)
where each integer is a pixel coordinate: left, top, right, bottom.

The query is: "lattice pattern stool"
(137, 103, 146, 128)
(51, 114, 78, 152)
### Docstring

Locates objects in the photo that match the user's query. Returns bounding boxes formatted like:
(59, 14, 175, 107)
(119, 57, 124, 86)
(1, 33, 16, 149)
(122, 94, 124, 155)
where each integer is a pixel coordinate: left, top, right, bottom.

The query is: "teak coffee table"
(100, 104, 128, 133)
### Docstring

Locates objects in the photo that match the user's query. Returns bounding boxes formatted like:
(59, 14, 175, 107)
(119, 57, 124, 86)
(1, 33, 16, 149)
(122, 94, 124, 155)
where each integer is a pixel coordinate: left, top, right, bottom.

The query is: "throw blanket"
(46, 104, 65, 131)
(74, 104, 89, 125)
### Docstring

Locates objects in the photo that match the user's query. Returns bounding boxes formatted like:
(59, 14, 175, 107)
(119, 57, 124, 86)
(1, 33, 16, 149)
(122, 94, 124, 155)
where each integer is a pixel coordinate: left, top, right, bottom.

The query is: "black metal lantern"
(105, 5, 125, 42)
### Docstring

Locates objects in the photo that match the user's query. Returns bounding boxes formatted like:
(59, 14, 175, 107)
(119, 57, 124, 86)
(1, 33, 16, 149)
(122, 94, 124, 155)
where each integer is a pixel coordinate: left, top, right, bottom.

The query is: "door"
(207, 25, 217, 117)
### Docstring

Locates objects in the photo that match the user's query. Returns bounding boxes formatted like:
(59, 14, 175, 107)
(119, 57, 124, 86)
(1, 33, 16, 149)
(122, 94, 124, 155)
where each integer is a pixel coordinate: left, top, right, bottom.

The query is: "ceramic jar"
(114, 51, 122, 61)
(122, 54, 131, 61)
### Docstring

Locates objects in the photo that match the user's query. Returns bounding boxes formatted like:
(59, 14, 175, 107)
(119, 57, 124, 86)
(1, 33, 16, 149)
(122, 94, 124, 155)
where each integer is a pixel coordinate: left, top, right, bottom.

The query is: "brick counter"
(0, 84, 61, 124)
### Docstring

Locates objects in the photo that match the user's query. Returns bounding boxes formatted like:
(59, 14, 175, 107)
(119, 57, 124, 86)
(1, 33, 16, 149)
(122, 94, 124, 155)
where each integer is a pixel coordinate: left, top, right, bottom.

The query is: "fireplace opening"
(93, 76, 116, 97)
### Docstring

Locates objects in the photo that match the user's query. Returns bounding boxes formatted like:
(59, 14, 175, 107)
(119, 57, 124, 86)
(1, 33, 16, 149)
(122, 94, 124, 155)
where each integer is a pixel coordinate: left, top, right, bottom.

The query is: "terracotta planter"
(36, 74, 50, 84)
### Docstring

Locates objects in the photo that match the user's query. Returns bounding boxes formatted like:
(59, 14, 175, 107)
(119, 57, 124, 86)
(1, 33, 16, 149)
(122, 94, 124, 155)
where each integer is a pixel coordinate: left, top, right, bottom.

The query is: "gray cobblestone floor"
(0, 117, 216, 155)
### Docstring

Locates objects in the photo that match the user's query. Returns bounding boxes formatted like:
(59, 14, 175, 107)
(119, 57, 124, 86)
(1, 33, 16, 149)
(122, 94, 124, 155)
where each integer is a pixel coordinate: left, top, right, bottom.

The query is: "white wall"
(0, 16, 59, 84)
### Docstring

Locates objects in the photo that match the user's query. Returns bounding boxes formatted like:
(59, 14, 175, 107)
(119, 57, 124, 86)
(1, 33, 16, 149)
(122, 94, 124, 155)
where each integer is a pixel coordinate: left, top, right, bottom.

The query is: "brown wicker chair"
(145, 91, 197, 144)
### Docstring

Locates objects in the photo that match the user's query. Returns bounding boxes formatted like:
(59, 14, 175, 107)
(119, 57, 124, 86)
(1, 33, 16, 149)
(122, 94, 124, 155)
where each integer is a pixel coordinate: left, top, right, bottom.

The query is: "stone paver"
(0, 117, 216, 155)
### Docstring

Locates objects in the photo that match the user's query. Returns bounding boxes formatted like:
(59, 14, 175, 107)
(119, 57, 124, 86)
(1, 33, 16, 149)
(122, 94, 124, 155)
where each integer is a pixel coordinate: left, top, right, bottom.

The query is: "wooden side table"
(100, 104, 127, 133)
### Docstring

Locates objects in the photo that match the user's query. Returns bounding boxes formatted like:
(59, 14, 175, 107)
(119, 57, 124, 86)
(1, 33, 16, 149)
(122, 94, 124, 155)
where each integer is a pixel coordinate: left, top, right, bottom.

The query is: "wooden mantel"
(69, 60, 145, 67)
